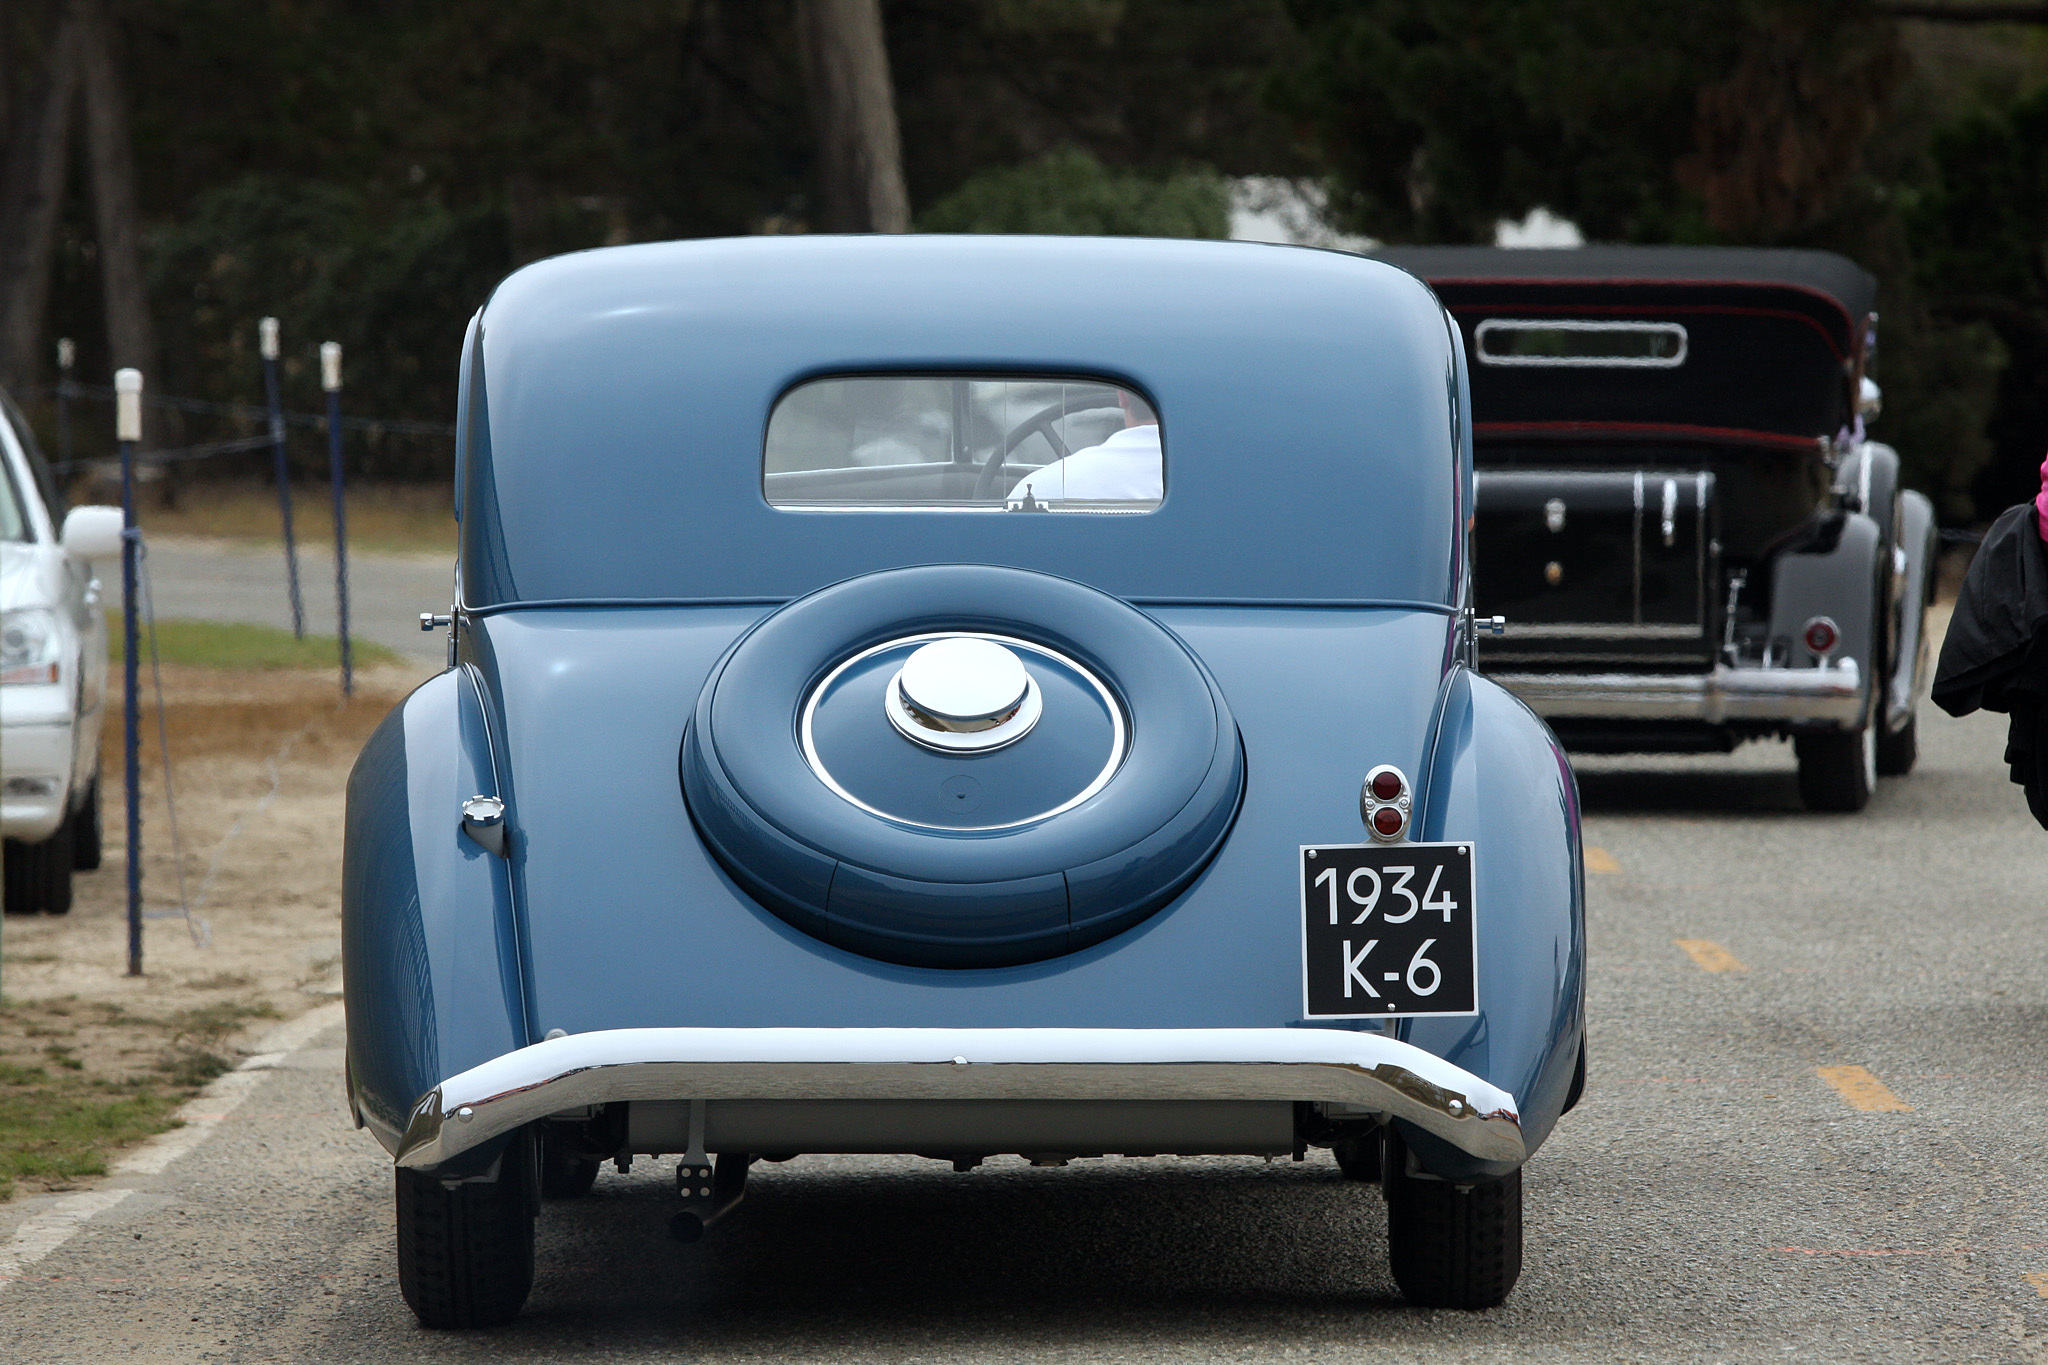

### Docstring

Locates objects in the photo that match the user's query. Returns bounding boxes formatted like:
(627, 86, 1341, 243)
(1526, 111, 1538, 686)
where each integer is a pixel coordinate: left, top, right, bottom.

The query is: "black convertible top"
(1368, 245, 1879, 444)
(1369, 246, 1877, 325)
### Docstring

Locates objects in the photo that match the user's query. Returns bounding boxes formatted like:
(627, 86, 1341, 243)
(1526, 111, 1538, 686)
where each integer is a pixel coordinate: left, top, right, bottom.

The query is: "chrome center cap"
(886, 636, 1043, 752)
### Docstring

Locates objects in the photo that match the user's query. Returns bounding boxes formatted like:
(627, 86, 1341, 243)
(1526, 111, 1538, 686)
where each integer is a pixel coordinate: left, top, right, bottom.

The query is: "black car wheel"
(72, 773, 103, 871)
(1333, 1129, 1383, 1182)
(396, 1134, 536, 1329)
(4, 818, 74, 915)
(1875, 710, 1918, 778)
(1383, 1130, 1523, 1310)
(538, 1131, 601, 1199)
(1795, 722, 1875, 813)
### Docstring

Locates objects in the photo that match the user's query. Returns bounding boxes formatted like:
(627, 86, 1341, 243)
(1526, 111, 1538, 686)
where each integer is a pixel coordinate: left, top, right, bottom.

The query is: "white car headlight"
(1, 608, 62, 686)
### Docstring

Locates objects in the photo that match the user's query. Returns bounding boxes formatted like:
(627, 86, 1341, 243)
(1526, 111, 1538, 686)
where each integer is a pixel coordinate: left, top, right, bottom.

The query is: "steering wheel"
(972, 401, 1120, 500)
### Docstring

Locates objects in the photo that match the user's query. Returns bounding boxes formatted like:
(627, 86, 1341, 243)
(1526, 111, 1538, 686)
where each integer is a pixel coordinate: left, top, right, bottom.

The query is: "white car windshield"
(764, 376, 1163, 514)
(0, 455, 27, 542)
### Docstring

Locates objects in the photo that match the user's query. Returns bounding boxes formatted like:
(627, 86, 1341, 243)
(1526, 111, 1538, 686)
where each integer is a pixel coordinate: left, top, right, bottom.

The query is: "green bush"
(919, 148, 1229, 238)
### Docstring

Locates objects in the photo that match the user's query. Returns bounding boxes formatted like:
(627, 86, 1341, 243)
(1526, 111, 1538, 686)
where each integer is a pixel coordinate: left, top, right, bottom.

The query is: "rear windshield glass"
(1475, 319, 1687, 368)
(765, 375, 1162, 513)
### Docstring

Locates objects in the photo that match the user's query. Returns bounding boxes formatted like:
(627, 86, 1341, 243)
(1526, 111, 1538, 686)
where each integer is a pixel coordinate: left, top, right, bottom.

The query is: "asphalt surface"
(3, 633, 2046, 1359)
(129, 535, 453, 667)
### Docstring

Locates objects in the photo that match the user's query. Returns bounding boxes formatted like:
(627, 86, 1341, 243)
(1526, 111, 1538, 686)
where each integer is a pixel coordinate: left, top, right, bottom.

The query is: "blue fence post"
(115, 368, 144, 977)
(55, 339, 74, 468)
(322, 342, 352, 698)
(260, 317, 305, 638)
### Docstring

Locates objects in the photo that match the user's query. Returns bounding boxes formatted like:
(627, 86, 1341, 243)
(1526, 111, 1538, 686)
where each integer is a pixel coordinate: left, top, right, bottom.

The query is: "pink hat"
(2038, 448, 2048, 541)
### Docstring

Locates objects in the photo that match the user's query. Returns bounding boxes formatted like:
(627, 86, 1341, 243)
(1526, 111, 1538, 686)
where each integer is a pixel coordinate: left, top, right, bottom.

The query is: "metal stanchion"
(116, 367, 144, 977)
(260, 318, 305, 637)
(56, 339, 75, 468)
(322, 342, 352, 697)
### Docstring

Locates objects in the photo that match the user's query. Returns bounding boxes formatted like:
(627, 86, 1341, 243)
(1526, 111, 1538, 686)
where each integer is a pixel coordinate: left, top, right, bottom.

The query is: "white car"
(1, 388, 122, 914)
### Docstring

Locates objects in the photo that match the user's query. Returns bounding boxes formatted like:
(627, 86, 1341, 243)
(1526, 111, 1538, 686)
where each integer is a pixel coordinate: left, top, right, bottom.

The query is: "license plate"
(1300, 841, 1477, 1019)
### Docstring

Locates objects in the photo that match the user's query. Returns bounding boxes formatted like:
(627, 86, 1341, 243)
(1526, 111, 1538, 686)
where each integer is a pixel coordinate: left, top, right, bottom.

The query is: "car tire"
(4, 819, 74, 915)
(72, 774, 103, 871)
(1875, 710, 1918, 778)
(1795, 724, 1875, 813)
(1383, 1130, 1522, 1310)
(1333, 1129, 1383, 1182)
(538, 1132, 600, 1199)
(396, 1135, 536, 1329)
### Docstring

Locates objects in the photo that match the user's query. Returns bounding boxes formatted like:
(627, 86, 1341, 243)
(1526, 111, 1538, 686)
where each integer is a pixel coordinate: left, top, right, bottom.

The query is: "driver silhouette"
(1009, 390, 1163, 503)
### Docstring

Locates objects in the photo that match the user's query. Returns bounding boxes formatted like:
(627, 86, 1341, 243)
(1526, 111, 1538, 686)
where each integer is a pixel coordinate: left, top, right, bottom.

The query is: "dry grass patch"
(0, 657, 430, 1198)
(119, 479, 453, 556)
(0, 996, 278, 1199)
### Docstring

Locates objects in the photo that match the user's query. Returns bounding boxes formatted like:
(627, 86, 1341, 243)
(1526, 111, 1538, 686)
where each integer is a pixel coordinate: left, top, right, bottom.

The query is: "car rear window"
(1474, 319, 1688, 368)
(764, 375, 1162, 513)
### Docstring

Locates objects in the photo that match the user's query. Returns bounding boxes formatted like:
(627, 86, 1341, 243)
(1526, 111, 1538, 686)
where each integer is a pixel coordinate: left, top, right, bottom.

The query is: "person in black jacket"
(1932, 450, 2048, 828)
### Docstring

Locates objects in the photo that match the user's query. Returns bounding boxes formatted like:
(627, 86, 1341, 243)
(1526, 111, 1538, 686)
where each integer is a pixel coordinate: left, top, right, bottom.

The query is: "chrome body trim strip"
(1492, 659, 1863, 723)
(392, 1026, 1524, 1170)
(1503, 623, 1705, 640)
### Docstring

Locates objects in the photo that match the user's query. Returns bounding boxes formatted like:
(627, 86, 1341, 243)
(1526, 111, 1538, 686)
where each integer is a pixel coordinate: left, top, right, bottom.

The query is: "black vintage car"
(1375, 246, 1936, 812)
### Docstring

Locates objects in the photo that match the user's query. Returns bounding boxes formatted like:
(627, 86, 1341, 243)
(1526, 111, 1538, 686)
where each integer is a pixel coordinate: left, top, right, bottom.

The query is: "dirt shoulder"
(0, 658, 433, 1198)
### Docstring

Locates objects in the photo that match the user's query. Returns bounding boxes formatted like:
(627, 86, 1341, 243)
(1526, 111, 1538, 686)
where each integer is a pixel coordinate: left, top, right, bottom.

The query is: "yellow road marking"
(1585, 846, 1620, 874)
(1675, 938, 1746, 972)
(2026, 1272, 2048, 1299)
(1816, 1065, 1913, 1113)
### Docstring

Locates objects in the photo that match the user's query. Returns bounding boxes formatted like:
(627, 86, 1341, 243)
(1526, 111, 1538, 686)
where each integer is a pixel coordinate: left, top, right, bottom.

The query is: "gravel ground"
(1, 632, 2044, 1361)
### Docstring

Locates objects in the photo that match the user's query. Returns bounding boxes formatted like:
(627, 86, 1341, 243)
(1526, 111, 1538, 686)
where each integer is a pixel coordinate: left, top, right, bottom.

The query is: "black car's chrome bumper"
(387, 1026, 1525, 1170)
(1492, 658, 1862, 725)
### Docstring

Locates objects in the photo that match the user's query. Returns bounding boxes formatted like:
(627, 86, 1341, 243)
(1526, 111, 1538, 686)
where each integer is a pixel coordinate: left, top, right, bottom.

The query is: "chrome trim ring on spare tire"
(808, 632, 1124, 828)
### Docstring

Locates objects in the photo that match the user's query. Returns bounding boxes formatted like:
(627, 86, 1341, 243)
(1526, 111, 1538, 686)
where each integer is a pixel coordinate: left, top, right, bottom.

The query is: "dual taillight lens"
(1360, 765, 1410, 842)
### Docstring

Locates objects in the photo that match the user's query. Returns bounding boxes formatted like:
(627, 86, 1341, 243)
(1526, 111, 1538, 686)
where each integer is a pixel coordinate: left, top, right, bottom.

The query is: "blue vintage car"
(343, 235, 1586, 1326)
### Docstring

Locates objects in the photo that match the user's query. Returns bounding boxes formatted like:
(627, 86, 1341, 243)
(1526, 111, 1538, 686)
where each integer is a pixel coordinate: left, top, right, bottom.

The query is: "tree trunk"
(794, 0, 910, 233)
(0, 1, 82, 393)
(77, 0, 157, 429)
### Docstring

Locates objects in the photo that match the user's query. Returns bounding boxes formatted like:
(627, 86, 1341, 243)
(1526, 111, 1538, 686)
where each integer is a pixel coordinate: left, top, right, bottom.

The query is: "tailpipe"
(670, 1152, 748, 1243)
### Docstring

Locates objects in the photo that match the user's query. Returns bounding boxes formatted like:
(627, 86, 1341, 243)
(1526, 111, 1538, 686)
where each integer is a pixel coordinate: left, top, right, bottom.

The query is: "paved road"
(4, 690, 2046, 1360)
(128, 535, 453, 667)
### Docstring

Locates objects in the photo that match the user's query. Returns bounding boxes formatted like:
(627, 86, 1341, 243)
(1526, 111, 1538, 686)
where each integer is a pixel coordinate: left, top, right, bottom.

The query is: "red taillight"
(1802, 616, 1840, 656)
(1360, 764, 1411, 842)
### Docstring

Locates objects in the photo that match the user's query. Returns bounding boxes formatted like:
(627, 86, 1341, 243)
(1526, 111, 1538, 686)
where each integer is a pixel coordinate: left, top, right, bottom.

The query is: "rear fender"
(1404, 669, 1585, 1181)
(1887, 490, 1936, 732)
(1766, 511, 1882, 725)
(343, 669, 529, 1159)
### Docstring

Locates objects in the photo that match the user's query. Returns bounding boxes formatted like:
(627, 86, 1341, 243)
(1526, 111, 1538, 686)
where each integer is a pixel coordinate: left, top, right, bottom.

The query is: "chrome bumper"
(1492, 658, 1862, 725)
(392, 1026, 1524, 1169)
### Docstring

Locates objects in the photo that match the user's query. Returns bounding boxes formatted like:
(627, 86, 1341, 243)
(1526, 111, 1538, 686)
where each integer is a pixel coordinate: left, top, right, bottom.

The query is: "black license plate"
(1301, 841, 1477, 1019)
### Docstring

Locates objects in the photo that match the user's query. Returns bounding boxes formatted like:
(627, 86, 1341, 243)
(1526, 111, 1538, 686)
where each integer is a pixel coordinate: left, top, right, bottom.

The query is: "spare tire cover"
(681, 565, 1243, 968)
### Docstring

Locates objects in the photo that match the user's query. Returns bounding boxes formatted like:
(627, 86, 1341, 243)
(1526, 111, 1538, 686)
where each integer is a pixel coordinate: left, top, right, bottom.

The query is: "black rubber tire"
(538, 1132, 600, 1199)
(1875, 709, 1918, 778)
(1384, 1132, 1523, 1310)
(4, 819, 73, 915)
(1333, 1129, 1383, 1182)
(396, 1136, 536, 1329)
(72, 774, 103, 871)
(1795, 725, 1875, 813)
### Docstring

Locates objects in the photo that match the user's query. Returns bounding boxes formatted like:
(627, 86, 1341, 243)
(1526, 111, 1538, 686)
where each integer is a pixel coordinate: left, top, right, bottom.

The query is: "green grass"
(0, 998, 279, 1199)
(0, 1061, 184, 1199)
(107, 615, 399, 670)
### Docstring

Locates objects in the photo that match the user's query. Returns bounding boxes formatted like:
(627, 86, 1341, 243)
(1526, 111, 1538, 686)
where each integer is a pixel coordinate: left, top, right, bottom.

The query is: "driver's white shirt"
(1009, 423, 1162, 503)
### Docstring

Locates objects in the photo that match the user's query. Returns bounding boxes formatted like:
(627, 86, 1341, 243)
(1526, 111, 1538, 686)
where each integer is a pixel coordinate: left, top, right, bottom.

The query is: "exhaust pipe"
(670, 1152, 748, 1243)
